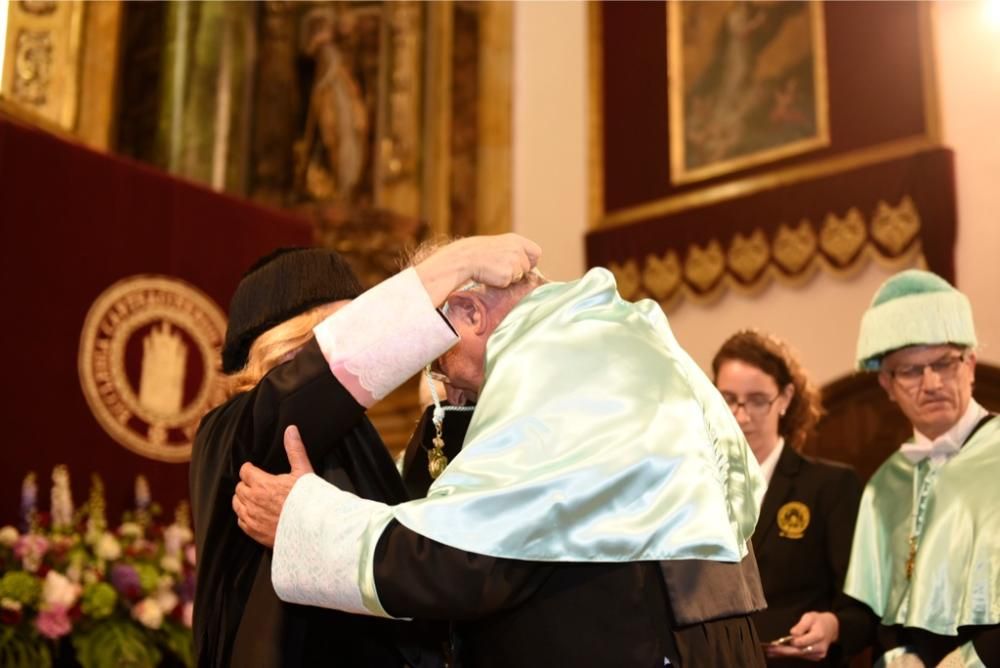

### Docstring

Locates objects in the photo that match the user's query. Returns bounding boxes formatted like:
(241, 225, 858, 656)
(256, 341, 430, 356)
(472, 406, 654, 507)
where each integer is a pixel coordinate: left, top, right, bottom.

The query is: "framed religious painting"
(667, 0, 830, 184)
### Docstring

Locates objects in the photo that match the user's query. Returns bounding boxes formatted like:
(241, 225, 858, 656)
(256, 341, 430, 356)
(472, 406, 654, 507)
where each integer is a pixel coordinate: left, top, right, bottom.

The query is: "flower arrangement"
(0, 467, 195, 668)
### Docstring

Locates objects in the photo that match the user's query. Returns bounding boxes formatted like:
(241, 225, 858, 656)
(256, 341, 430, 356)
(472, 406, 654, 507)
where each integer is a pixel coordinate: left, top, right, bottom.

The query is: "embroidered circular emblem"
(777, 501, 810, 539)
(78, 275, 228, 462)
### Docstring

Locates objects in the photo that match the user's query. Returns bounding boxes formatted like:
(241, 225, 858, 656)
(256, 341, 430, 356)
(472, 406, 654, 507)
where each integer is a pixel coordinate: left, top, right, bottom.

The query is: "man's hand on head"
(233, 426, 314, 548)
(415, 234, 542, 306)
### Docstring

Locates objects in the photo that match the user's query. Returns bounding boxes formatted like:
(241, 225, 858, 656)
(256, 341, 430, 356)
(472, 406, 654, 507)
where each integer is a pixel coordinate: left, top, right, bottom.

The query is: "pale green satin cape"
(843, 416, 1000, 636)
(388, 268, 762, 561)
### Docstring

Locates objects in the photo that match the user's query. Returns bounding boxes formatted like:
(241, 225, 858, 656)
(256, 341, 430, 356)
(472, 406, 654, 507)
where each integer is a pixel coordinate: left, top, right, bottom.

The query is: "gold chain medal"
(905, 535, 918, 580)
(427, 421, 449, 479)
(78, 275, 228, 462)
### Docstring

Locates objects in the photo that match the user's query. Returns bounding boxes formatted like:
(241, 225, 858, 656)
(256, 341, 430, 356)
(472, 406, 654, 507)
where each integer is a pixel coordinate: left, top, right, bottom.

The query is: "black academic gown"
(190, 340, 441, 668)
(751, 446, 862, 666)
(387, 407, 768, 668)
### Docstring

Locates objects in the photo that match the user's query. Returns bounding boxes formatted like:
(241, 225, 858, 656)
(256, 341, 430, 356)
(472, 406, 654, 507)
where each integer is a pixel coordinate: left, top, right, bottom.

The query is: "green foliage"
(72, 619, 162, 668)
(134, 564, 160, 595)
(0, 572, 41, 606)
(0, 625, 52, 668)
(161, 619, 194, 668)
(80, 582, 117, 620)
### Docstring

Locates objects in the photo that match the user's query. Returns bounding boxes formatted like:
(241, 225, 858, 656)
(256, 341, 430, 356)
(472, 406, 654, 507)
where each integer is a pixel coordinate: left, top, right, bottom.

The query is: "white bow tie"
(900, 436, 961, 464)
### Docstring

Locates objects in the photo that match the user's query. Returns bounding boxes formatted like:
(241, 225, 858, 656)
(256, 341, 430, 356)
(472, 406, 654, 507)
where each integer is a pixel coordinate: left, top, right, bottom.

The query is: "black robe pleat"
(388, 407, 768, 668)
(190, 340, 442, 668)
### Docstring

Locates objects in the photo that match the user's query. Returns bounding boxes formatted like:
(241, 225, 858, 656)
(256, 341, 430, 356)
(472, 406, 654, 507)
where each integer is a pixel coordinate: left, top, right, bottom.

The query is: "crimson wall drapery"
(0, 113, 313, 523)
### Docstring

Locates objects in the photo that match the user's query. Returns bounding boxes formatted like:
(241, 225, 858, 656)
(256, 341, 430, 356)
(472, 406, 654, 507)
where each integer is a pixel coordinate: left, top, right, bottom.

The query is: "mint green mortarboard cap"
(855, 269, 976, 371)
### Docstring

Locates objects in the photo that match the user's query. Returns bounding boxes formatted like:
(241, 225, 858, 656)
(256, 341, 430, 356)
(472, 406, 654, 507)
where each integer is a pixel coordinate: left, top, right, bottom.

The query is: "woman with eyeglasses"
(712, 330, 864, 666)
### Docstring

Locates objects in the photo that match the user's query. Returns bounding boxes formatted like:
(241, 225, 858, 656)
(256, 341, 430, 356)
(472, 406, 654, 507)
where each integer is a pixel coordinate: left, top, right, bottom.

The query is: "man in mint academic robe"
(234, 265, 770, 667)
(777, 270, 1000, 667)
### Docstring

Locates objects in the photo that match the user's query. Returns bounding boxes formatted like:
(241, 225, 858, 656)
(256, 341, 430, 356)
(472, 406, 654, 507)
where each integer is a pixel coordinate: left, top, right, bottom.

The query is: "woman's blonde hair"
(227, 302, 341, 396)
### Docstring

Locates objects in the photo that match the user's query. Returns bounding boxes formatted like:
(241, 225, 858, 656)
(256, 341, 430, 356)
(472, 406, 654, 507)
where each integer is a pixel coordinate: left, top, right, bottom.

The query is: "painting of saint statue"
(668, 0, 829, 184)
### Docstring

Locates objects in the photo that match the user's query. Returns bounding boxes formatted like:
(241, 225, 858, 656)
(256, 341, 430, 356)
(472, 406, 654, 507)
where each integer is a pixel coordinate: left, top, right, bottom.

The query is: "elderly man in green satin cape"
(780, 270, 1000, 668)
(233, 264, 770, 667)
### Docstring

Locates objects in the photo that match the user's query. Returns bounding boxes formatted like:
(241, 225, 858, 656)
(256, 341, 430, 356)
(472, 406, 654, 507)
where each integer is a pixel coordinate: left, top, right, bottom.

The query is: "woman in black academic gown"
(713, 330, 865, 666)
(190, 248, 440, 668)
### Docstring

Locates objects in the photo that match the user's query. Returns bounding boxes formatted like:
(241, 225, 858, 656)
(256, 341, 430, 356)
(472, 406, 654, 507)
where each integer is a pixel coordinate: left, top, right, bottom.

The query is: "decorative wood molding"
(1, 0, 84, 131)
(607, 196, 925, 310)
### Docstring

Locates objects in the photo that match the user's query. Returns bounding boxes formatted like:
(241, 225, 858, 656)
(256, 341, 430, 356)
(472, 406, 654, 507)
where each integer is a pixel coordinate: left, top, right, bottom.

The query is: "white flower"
(50, 466, 74, 531)
(94, 532, 122, 561)
(118, 522, 143, 539)
(22, 553, 41, 573)
(159, 555, 182, 574)
(155, 589, 178, 615)
(1, 598, 22, 612)
(42, 571, 82, 609)
(0, 526, 18, 547)
(65, 559, 83, 584)
(163, 524, 194, 556)
(131, 598, 163, 629)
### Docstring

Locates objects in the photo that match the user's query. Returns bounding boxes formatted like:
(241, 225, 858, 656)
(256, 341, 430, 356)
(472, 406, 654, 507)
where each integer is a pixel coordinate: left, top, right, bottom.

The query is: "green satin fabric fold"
(844, 417, 1000, 636)
(390, 268, 764, 563)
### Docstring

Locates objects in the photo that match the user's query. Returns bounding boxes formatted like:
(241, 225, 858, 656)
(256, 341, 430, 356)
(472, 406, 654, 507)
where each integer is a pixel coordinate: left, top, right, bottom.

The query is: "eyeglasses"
(886, 352, 968, 390)
(720, 392, 781, 418)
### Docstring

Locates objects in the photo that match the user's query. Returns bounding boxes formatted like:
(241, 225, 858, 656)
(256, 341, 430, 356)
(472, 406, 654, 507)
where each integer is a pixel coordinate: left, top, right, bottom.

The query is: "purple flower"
(175, 572, 195, 603)
(20, 474, 37, 531)
(35, 604, 72, 639)
(110, 564, 142, 601)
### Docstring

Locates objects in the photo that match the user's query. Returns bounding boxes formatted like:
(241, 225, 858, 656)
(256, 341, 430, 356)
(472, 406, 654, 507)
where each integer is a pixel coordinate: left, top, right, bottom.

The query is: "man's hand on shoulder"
(233, 426, 314, 548)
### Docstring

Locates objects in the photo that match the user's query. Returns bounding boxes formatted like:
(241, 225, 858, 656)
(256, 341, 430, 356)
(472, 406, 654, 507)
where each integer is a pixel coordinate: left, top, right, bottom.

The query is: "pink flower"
(35, 604, 72, 639)
(13, 534, 49, 572)
(13, 534, 49, 559)
(181, 601, 193, 629)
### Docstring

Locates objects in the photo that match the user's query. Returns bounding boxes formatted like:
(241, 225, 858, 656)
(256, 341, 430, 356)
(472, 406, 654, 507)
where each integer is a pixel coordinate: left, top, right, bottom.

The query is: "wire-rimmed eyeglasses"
(886, 352, 968, 391)
(720, 392, 781, 419)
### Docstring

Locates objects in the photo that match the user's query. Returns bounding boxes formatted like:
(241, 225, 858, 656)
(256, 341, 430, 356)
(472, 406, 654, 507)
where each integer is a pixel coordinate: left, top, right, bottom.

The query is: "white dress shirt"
(758, 437, 785, 488)
(903, 399, 988, 465)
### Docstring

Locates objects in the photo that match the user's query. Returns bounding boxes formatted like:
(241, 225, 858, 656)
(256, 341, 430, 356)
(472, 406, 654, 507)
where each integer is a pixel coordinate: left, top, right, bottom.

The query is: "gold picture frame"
(667, 0, 830, 185)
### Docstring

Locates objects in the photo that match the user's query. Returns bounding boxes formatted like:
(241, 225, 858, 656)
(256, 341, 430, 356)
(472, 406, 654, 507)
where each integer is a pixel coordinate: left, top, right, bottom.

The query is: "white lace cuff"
(313, 268, 458, 407)
(271, 473, 394, 617)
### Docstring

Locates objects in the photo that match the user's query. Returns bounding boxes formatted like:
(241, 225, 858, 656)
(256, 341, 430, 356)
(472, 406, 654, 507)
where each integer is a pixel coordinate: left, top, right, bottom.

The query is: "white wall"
(666, 262, 915, 385)
(935, 0, 1000, 366)
(511, 0, 587, 282)
(509, 0, 1000, 380)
